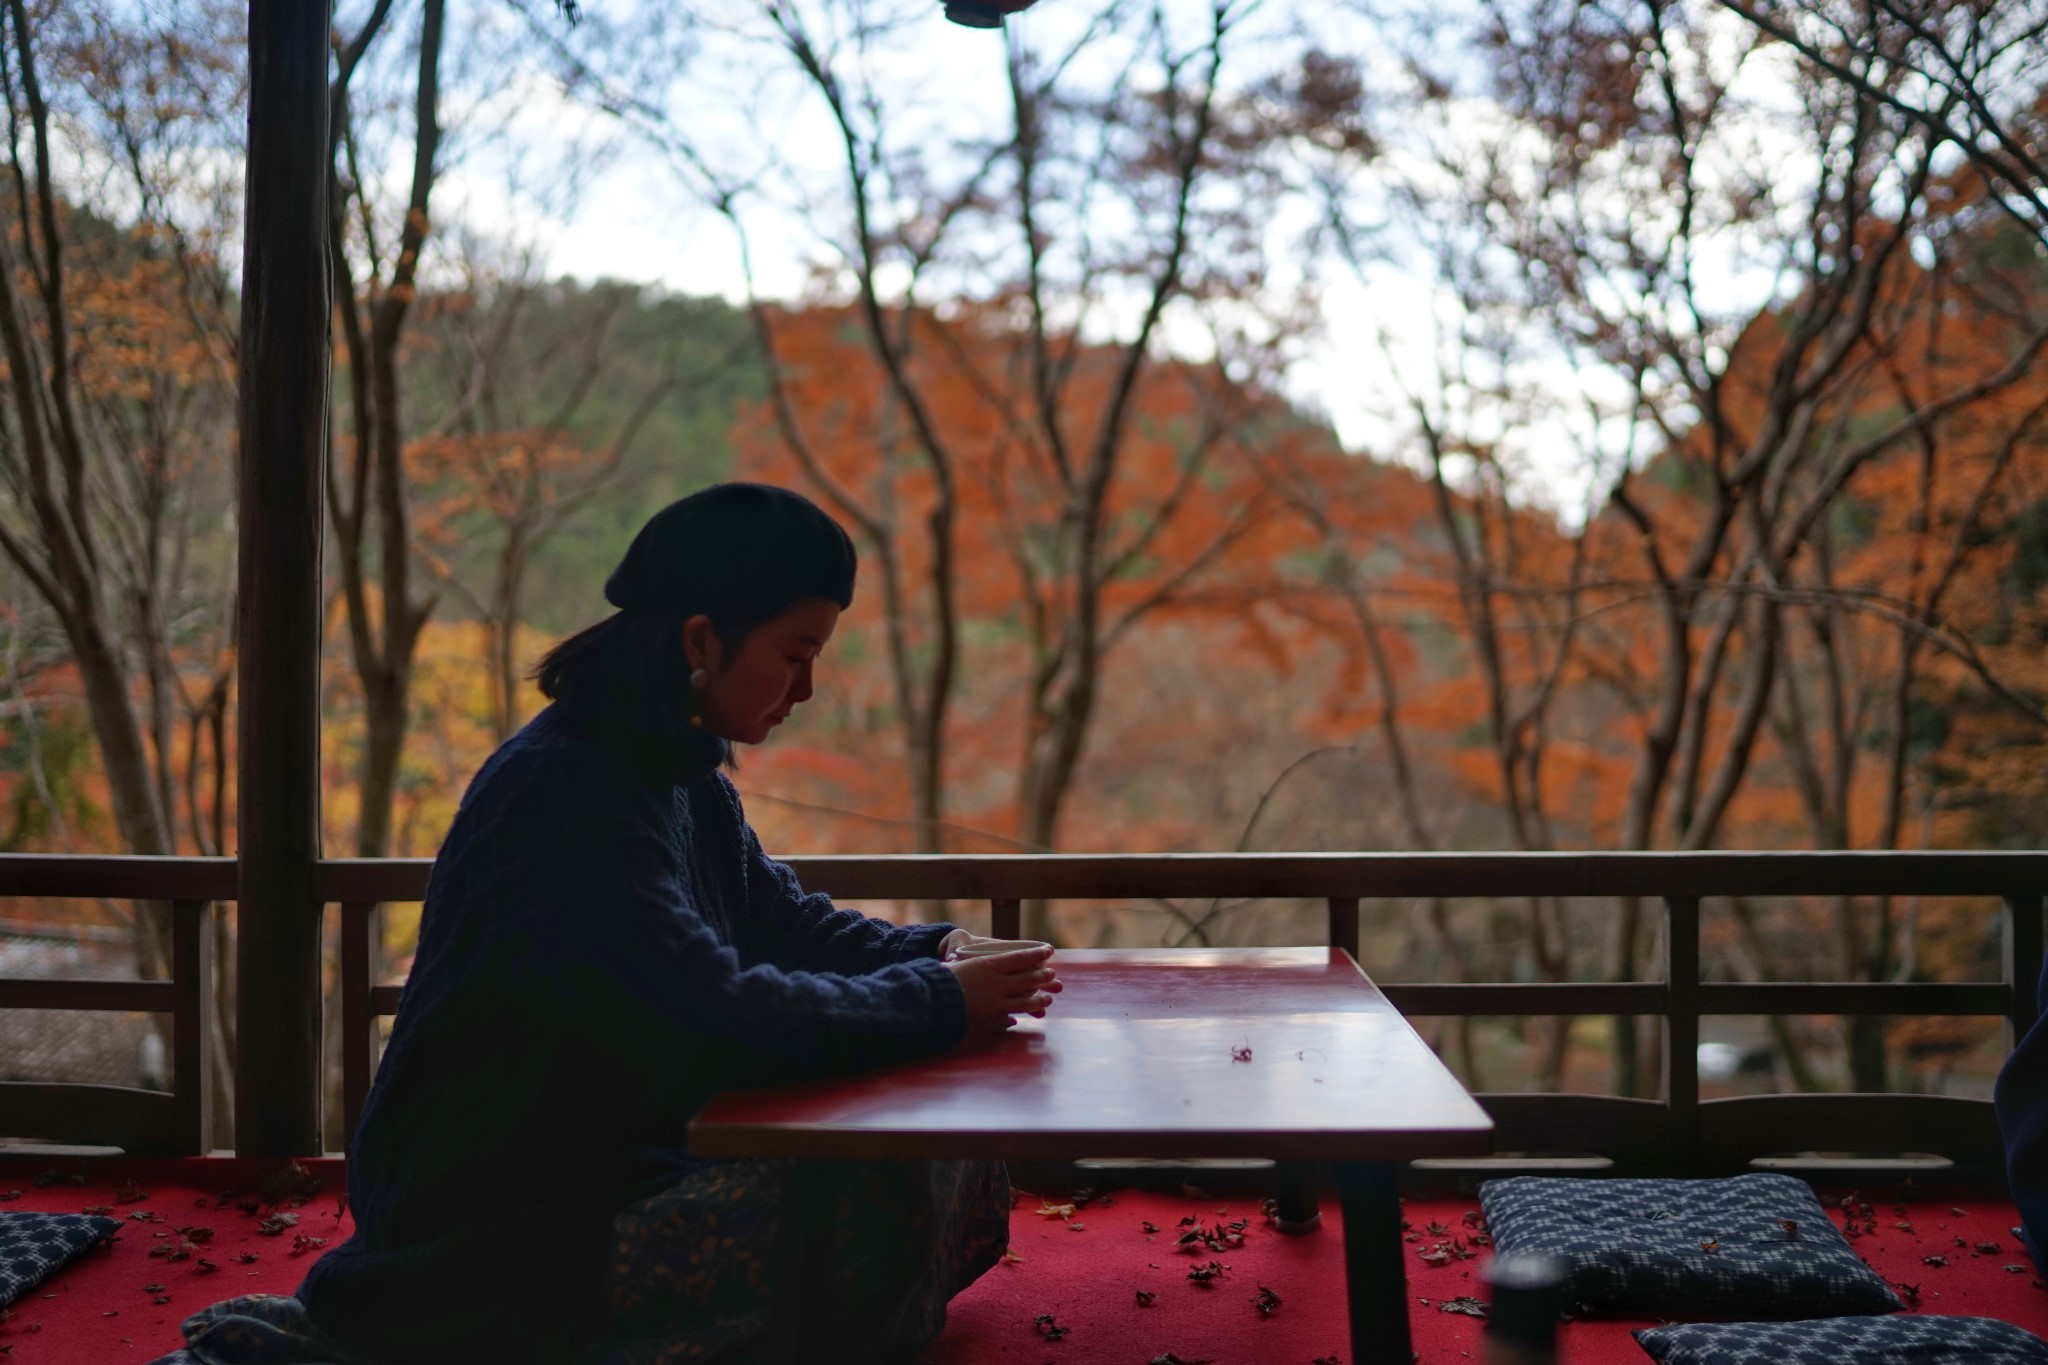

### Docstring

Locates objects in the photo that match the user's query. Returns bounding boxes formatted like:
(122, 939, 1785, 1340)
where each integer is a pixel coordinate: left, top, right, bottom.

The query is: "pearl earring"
(690, 668, 709, 690)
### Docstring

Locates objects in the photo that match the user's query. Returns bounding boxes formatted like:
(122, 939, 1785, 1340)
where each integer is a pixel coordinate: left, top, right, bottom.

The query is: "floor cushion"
(0, 1210, 120, 1310)
(1478, 1173, 1901, 1317)
(1635, 1314, 2048, 1364)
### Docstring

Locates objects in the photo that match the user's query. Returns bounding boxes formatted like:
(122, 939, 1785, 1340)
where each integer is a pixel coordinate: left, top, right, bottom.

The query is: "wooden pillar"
(235, 0, 332, 1156)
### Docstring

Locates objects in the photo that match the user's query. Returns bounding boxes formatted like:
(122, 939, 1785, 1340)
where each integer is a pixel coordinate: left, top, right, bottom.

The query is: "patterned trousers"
(146, 1158, 1009, 1365)
(582, 1157, 1010, 1364)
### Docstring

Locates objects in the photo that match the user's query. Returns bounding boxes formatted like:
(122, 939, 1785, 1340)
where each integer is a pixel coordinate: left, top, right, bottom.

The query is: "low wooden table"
(690, 947, 1494, 1364)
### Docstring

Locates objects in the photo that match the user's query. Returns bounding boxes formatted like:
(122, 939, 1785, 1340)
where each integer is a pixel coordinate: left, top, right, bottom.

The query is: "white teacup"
(950, 938, 1052, 959)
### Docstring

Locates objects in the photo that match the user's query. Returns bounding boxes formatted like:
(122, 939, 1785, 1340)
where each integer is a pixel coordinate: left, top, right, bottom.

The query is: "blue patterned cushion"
(1635, 1315, 2048, 1364)
(0, 1210, 120, 1309)
(1478, 1173, 1900, 1316)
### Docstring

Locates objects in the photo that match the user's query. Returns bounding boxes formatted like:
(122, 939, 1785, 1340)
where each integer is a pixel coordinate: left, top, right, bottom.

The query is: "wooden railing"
(4, 851, 2046, 1176)
(0, 857, 228, 1155)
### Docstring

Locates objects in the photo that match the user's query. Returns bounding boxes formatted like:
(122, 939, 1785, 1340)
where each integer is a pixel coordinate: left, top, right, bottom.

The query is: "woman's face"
(683, 598, 841, 745)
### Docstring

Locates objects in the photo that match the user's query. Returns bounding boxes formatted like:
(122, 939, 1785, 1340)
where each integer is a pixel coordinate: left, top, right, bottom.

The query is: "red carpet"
(0, 1159, 2044, 1363)
(0, 1157, 353, 1363)
(928, 1183, 2048, 1364)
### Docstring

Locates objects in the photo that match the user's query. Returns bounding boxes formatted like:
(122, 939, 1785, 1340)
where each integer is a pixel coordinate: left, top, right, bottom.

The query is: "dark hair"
(532, 601, 783, 716)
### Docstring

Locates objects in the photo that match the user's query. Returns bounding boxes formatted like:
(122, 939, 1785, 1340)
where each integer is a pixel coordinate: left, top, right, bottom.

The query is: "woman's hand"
(944, 945, 1061, 1035)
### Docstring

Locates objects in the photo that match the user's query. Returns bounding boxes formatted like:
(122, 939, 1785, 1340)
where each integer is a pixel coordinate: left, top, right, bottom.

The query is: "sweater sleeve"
(726, 778, 959, 974)
(520, 752, 966, 1075)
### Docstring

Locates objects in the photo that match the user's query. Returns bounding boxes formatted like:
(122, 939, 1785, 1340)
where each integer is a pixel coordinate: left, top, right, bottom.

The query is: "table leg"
(770, 1159, 844, 1364)
(1333, 1160, 1410, 1365)
(1275, 1159, 1323, 1233)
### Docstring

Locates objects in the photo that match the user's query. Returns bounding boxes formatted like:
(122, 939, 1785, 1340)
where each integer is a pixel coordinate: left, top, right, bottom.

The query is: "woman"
(157, 483, 1060, 1364)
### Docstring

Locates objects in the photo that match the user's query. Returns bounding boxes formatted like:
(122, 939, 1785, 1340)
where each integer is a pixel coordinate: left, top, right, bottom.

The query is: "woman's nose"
(792, 663, 814, 703)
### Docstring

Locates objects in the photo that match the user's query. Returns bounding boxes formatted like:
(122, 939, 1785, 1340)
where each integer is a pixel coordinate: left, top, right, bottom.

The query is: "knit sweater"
(298, 702, 966, 1363)
(1999, 949, 2048, 1275)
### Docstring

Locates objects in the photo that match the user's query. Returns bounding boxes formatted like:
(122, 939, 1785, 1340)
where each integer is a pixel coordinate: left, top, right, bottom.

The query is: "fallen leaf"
(1439, 1295, 1488, 1318)
(259, 1161, 320, 1206)
(1699, 1239, 1721, 1254)
(1032, 1312, 1069, 1341)
(1923, 1255, 1948, 1267)
(1135, 1289, 1156, 1306)
(1895, 1282, 1921, 1307)
(1036, 1203, 1077, 1221)
(1251, 1285, 1282, 1316)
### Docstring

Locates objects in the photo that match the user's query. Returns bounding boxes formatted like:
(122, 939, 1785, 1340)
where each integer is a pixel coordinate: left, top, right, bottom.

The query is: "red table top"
(690, 947, 1495, 1162)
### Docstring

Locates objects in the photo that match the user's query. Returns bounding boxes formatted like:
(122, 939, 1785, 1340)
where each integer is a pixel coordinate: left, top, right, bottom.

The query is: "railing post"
(172, 900, 213, 1155)
(1663, 896, 1700, 1170)
(2006, 895, 2044, 1052)
(991, 898, 1021, 940)
(341, 902, 375, 1149)
(1327, 896, 1360, 963)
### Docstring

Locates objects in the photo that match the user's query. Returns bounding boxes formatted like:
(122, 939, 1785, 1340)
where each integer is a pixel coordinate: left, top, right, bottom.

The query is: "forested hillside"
(5, 0, 2048, 1136)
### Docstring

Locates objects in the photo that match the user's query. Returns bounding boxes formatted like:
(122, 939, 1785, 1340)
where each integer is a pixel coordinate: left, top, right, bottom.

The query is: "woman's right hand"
(945, 945, 1059, 1035)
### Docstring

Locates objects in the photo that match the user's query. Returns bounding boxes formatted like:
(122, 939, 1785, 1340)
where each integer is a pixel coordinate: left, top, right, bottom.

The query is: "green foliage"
(0, 705, 101, 851)
(389, 280, 761, 633)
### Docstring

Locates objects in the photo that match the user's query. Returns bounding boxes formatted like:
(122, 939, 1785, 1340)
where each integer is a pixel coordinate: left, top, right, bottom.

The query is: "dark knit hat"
(604, 482, 856, 619)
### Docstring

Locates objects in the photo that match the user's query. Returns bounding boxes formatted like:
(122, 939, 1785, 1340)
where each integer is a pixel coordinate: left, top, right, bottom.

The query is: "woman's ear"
(680, 614, 718, 673)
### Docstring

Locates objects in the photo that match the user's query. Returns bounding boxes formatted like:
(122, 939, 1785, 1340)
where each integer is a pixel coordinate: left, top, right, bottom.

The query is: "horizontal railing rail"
(2, 851, 2042, 1173)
